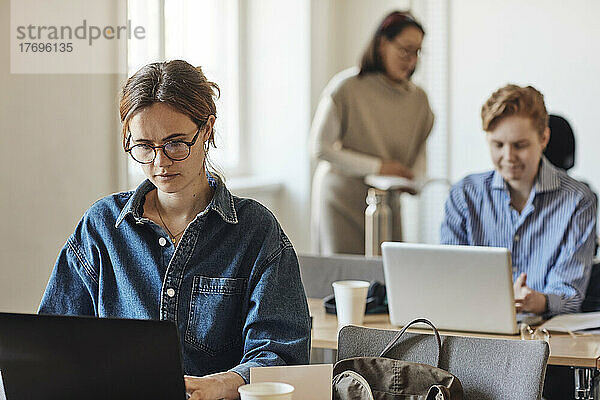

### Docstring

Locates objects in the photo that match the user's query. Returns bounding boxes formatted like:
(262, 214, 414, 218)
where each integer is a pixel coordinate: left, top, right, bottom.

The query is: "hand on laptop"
(185, 371, 245, 400)
(514, 272, 547, 314)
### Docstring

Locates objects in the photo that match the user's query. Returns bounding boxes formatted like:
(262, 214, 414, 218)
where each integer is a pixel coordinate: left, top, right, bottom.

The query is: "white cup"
(332, 280, 370, 327)
(238, 382, 294, 400)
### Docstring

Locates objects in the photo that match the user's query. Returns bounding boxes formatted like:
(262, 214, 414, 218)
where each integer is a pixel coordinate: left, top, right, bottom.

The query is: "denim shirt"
(39, 176, 311, 382)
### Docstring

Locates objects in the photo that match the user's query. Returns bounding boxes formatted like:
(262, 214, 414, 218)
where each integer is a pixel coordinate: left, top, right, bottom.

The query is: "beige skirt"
(311, 162, 402, 255)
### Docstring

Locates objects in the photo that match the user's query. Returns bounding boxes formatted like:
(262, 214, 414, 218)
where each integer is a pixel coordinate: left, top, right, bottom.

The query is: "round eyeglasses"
(390, 41, 421, 59)
(125, 128, 201, 164)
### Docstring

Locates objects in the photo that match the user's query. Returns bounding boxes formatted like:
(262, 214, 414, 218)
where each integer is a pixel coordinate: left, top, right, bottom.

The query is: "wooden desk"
(309, 298, 600, 368)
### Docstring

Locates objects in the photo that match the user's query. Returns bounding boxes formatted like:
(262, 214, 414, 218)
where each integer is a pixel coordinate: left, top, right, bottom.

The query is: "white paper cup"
(238, 382, 294, 400)
(332, 280, 370, 327)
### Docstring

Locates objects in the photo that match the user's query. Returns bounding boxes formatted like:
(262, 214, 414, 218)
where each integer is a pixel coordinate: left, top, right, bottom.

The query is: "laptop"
(0, 312, 187, 400)
(381, 242, 519, 334)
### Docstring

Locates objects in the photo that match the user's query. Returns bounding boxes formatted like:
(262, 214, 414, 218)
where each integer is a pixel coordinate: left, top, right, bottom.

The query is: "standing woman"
(39, 60, 310, 400)
(310, 11, 434, 255)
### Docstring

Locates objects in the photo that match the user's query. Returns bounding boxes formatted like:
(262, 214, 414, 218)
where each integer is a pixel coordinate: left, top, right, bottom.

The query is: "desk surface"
(308, 298, 600, 368)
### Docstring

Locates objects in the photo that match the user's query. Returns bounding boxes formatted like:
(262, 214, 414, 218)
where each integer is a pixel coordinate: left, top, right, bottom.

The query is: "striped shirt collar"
(491, 156, 561, 194)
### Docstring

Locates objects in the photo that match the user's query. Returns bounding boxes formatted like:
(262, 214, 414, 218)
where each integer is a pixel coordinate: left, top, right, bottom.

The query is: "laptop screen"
(0, 312, 186, 400)
(382, 242, 518, 335)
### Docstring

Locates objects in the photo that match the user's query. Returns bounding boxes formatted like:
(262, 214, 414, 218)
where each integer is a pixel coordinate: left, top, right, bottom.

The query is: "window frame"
(126, 0, 245, 188)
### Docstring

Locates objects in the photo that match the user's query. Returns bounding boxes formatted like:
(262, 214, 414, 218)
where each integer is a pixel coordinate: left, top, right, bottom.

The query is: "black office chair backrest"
(582, 261, 600, 312)
(544, 114, 575, 171)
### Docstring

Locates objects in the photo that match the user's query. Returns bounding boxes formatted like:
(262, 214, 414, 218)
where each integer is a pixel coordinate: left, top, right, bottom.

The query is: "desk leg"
(574, 367, 599, 399)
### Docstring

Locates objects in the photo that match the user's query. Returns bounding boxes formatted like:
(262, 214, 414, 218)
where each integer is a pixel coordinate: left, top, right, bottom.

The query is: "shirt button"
(514, 234, 520, 242)
(166, 288, 176, 297)
(158, 237, 168, 247)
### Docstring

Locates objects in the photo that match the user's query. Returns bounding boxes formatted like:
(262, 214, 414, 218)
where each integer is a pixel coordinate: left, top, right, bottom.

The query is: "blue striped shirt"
(440, 157, 597, 315)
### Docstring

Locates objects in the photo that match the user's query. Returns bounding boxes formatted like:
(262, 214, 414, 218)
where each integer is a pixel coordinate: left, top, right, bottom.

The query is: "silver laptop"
(382, 242, 518, 334)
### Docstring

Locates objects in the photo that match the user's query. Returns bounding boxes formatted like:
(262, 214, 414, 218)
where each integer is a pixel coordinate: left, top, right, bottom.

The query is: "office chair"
(544, 114, 575, 171)
(582, 262, 600, 312)
(337, 325, 549, 400)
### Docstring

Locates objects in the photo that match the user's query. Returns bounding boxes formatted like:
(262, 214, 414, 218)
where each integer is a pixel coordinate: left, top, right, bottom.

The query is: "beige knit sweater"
(310, 68, 434, 254)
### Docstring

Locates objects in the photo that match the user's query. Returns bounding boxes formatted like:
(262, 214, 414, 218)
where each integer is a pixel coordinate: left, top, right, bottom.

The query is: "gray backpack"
(332, 318, 464, 399)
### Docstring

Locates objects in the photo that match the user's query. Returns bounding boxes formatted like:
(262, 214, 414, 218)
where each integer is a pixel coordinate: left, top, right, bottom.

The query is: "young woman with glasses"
(310, 11, 434, 255)
(38, 60, 310, 400)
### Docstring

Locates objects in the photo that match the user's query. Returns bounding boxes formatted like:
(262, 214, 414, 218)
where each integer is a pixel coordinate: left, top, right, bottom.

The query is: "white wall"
(449, 0, 600, 194)
(0, 1, 125, 312)
(242, 0, 312, 252)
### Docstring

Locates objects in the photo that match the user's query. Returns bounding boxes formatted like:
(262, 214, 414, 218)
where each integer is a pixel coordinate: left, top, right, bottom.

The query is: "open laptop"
(381, 242, 519, 334)
(0, 312, 187, 400)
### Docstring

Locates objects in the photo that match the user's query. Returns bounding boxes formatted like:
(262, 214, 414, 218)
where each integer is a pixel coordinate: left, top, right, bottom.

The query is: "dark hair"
(359, 11, 425, 76)
(119, 60, 220, 152)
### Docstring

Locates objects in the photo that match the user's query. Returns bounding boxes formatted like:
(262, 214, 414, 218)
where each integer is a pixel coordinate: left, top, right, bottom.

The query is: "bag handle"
(378, 318, 442, 368)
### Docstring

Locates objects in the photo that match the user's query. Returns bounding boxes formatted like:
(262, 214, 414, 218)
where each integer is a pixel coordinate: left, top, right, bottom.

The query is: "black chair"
(545, 114, 575, 171)
(582, 261, 600, 312)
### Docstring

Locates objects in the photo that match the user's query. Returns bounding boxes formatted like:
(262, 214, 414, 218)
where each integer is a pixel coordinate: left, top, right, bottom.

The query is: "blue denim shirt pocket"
(185, 276, 247, 356)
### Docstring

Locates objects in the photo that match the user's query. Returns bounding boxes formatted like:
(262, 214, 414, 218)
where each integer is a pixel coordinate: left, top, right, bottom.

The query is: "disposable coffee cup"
(238, 382, 294, 400)
(332, 280, 370, 327)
